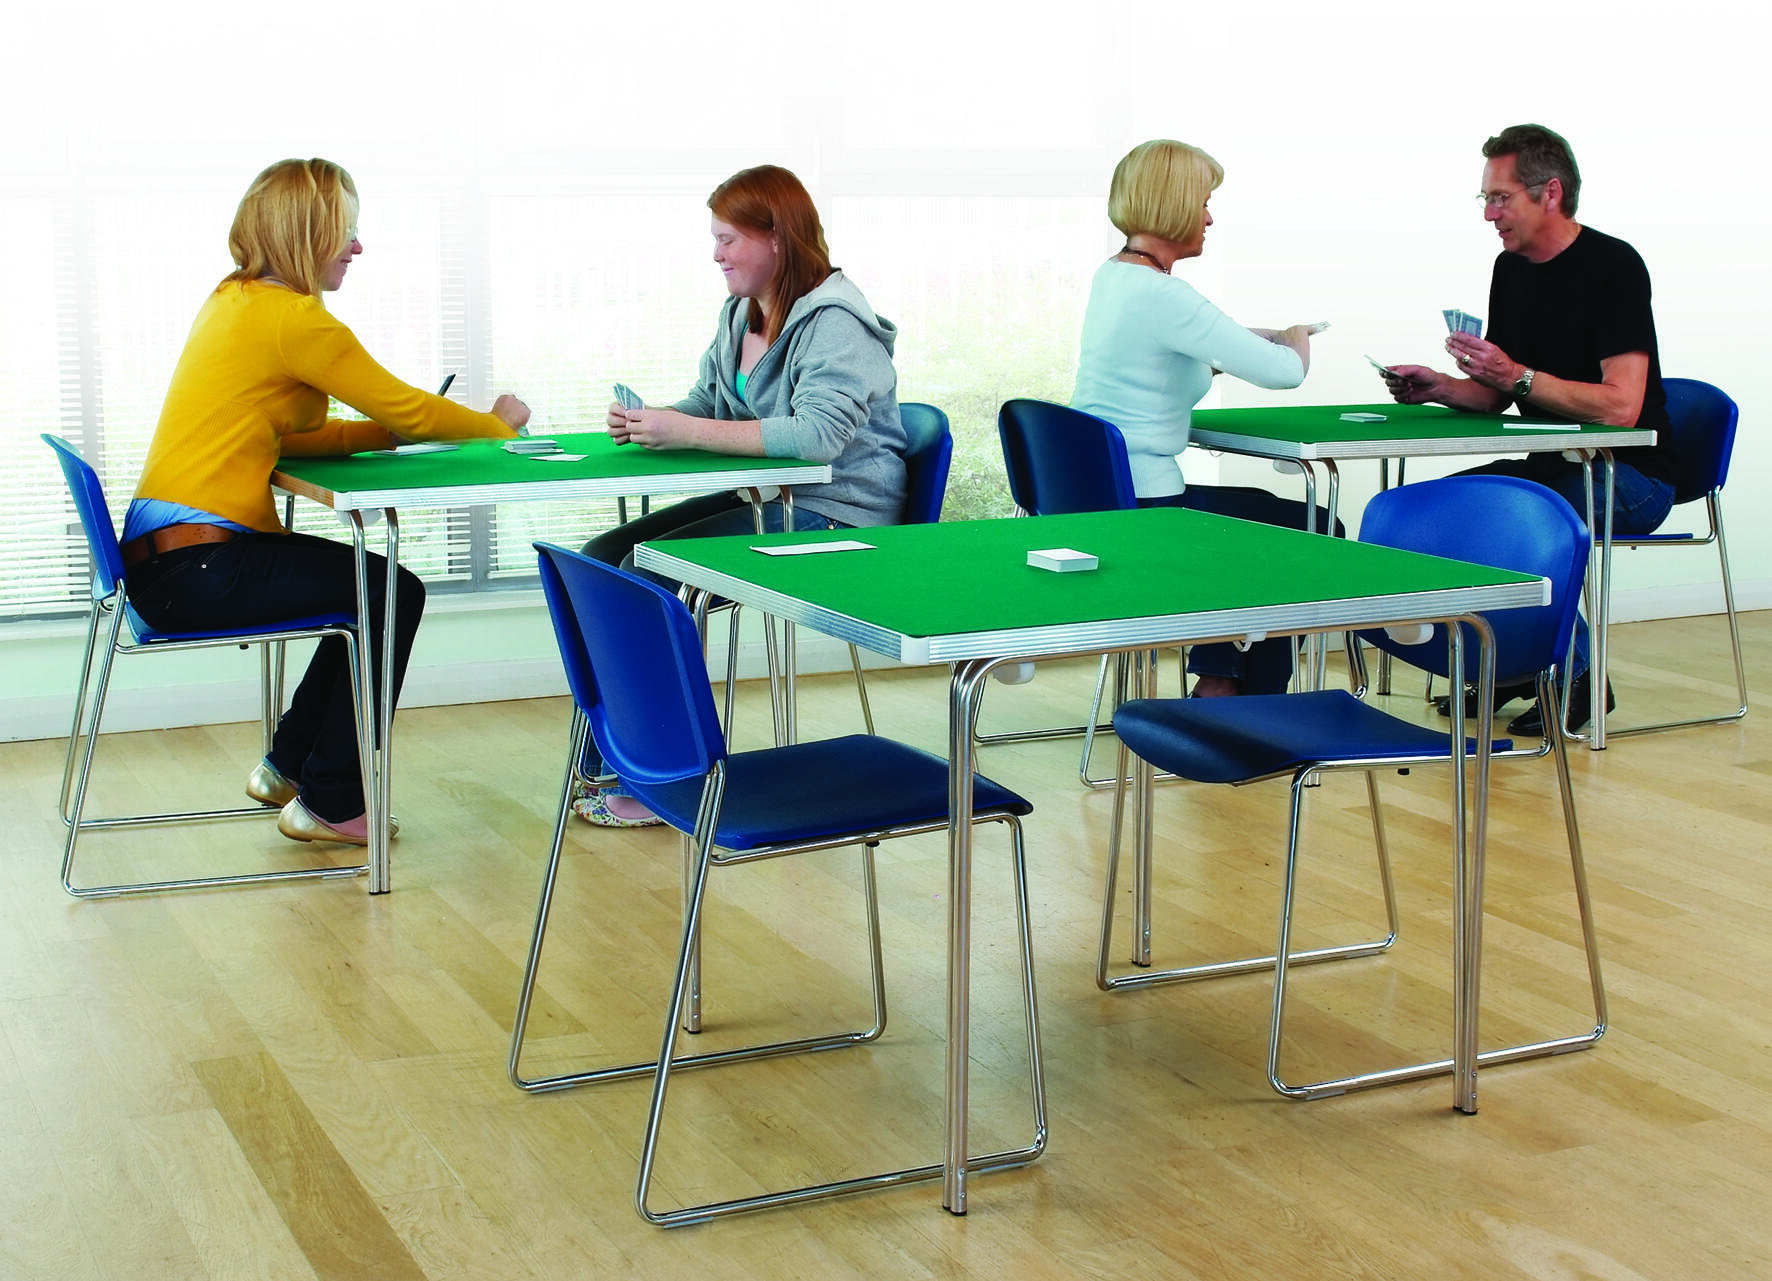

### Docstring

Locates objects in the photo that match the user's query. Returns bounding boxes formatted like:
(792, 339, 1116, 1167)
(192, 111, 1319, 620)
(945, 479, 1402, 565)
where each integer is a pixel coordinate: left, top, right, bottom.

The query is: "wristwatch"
(1512, 367, 1536, 399)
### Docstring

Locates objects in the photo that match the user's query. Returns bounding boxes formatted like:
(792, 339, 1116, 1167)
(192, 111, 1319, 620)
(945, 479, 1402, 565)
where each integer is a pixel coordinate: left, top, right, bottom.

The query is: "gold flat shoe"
(276, 798, 399, 845)
(247, 759, 298, 807)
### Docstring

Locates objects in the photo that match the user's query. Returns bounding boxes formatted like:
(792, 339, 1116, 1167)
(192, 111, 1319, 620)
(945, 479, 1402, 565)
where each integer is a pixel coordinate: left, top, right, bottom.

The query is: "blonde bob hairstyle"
(1108, 140, 1224, 245)
(223, 158, 359, 298)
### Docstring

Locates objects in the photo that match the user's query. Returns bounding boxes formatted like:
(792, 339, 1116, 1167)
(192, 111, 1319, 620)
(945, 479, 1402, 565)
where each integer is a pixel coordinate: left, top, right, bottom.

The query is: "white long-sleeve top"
(1070, 260, 1305, 498)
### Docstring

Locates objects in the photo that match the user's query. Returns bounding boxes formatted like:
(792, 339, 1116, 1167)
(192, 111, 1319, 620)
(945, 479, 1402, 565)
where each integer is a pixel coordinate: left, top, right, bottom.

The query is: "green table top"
(272, 433, 831, 511)
(635, 508, 1546, 664)
(1189, 402, 1655, 461)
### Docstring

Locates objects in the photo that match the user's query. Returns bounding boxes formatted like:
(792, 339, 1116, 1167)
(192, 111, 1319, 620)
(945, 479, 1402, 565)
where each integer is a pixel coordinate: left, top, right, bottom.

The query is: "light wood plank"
(0, 611, 1768, 1278)
(192, 1052, 427, 1281)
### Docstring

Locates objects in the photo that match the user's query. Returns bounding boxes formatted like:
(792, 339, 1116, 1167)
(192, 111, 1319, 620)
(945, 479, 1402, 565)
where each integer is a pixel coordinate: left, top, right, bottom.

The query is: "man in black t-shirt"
(1381, 123, 1677, 736)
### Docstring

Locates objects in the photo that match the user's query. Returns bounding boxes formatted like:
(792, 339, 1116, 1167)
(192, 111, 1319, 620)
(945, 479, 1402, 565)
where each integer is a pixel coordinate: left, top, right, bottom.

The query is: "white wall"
(3, 0, 1764, 742)
(1156, 0, 1768, 601)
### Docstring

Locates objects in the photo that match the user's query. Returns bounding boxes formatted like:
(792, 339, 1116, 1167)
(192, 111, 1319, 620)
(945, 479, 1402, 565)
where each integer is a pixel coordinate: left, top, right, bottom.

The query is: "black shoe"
(1506, 672, 1616, 737)
(1434, 680, 1534, 719)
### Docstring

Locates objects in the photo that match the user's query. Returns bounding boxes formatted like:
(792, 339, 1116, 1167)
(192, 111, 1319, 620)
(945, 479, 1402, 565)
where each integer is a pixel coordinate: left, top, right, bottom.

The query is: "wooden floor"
(3, 612, 1769, 1279)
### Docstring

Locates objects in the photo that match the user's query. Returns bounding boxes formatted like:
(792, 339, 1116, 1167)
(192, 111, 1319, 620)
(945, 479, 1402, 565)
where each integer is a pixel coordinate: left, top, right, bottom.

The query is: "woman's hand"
(1269, 323, 1317, 375)
(610, 407, 765, 455)
(492, 394, 531, 432)
(609, 404, 694, 449)
(618, 407, 696, 451)
(607, 401, 636, 443)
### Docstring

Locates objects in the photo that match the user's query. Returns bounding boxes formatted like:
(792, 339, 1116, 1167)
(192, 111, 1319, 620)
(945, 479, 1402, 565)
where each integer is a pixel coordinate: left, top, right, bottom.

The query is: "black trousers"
(125, 530, 423, 822)
(1141, 485, 1343, 694)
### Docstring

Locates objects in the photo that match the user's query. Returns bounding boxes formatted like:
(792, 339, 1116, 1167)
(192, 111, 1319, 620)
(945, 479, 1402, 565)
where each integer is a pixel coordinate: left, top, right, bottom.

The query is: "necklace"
(1118, 246, 1165, 269)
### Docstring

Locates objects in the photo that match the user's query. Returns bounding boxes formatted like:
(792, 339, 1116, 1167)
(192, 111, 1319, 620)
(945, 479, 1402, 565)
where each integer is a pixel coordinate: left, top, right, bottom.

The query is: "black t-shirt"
(1487, 225, 1676, 483)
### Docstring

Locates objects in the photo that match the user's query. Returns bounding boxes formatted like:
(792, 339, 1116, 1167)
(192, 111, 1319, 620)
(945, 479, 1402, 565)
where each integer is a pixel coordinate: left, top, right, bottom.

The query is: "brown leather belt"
(120, 523, 239, 569)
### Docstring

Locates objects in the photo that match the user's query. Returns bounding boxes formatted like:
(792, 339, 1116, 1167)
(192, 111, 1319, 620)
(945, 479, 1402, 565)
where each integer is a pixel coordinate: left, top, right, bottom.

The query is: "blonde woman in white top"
(1071, 138, 1331, 696)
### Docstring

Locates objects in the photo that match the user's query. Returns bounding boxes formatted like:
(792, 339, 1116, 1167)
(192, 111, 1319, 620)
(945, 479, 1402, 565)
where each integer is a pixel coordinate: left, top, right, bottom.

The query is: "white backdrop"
(2, 0, 1763, 735)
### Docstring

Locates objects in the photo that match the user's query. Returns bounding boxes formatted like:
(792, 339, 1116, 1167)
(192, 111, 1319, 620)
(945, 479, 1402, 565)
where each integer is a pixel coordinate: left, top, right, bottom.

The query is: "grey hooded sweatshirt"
(672, 272, 907, 527)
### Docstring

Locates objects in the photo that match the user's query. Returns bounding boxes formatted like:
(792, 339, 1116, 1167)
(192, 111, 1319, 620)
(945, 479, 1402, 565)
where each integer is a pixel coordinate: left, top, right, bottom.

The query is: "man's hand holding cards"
(1366, 353, 1419, 383)
(1442, 308, 1483, 337)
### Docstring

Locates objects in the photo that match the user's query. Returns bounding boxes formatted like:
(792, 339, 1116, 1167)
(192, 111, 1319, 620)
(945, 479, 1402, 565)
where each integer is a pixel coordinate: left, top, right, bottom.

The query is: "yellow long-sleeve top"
(135, 280, 515, 532)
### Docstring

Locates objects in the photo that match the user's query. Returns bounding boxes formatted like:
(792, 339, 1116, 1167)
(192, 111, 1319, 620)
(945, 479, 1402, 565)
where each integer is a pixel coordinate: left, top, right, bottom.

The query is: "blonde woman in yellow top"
(123, 158, 529, 845)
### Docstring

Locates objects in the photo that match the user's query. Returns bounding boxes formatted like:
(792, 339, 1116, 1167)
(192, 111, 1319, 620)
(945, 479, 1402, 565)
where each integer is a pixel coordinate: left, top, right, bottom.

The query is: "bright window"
(1, 3, 1114, 622)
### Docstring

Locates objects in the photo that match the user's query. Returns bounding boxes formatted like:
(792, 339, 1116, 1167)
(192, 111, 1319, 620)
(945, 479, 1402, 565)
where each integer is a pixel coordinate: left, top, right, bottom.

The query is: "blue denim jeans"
(123, 530, 423, 823)
(577, 492, 851, 792)
(1140, 486, 1344, 694)
(1455, 458, 1674, 678)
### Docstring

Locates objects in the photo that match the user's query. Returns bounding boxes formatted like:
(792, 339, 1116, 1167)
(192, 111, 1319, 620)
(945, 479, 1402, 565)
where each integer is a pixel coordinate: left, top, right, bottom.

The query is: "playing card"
(612, 382, 643, 411)
(1457, 312, 1483, 337)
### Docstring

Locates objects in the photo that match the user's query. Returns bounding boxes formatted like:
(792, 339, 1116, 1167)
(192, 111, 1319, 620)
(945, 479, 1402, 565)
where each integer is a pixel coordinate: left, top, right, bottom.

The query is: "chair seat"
(41, 432, 375, 900)
(1101, 477, 1601, 1105)
(518, 545, 1047, 1223)
(631, 735, 1032, 850)
(1614, 530, 1704, 545)
(1114, 690, 1511, 785)
(124, 603, 358, 646)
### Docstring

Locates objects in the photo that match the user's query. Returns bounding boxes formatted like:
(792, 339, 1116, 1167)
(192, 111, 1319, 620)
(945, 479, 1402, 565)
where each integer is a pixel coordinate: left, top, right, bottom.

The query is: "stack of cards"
(613, 382, 643, 411)
(1443, 308, 1483, 337)
(368, 442, 459, 458)
(503, 438, 562, 456)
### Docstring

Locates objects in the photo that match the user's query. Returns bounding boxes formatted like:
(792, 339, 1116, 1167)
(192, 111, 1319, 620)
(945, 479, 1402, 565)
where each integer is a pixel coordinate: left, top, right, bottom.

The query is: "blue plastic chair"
(1602, 377, 1747, 736)
(713, 400, 954, 739)
(511, 543, 1045, 1226)
(41, 434, 371, 897)
(901, 400, 957, 527)
(985, 399, 1140, 783)
(998, 397, 1137, 518)
(1099, 475, 1606, 1099)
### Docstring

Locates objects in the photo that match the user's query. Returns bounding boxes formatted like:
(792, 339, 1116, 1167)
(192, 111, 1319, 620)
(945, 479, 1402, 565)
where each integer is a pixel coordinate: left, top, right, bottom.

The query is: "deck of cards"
(503, 438, 563, 456)
(1443, 308, 1483, 337)
(1028, 547, 1099, 573)
(612, 382, 643, 411)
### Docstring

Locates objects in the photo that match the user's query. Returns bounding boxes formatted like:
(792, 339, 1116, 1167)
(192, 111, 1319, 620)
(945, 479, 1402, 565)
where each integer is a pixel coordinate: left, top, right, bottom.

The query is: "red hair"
(708, 165, 832, 343)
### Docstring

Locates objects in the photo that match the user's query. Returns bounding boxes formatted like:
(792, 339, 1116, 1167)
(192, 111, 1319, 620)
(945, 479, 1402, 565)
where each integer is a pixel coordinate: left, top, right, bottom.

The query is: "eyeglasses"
(344, 225, 360, 243)
(1475, 186, 1542, 210)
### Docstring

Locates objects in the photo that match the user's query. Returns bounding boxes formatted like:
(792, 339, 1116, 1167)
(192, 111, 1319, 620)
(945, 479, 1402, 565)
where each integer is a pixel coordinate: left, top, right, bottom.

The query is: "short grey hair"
(1483, 124, 1581, 217)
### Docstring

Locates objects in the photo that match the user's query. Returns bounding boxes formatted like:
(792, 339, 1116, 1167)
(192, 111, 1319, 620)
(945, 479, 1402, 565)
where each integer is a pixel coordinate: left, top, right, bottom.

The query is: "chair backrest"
(1357, 475, 1590, 686)
(1660, 378, 1739, 505)
(997, 398, 1138, 516)
(42, 434, 127, 600)
(899, 402, 954, 526)
(535, 542, 727, 789)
